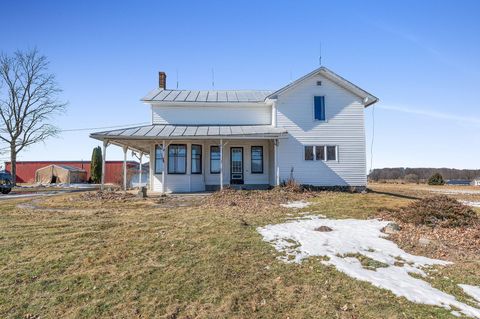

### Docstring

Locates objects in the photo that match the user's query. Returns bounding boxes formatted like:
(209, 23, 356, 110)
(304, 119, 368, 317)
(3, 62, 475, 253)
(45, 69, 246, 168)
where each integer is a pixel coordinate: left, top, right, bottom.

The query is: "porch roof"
(90, 124, 287, 142)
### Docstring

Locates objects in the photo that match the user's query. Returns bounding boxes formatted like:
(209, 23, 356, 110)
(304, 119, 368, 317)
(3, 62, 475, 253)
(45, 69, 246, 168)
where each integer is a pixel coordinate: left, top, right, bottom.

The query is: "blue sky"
(1, 0, 479, 169)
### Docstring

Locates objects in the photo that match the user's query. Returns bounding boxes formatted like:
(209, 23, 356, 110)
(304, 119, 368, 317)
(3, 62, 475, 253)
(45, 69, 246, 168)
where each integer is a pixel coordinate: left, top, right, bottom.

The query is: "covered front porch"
(90, 124, 287, 193)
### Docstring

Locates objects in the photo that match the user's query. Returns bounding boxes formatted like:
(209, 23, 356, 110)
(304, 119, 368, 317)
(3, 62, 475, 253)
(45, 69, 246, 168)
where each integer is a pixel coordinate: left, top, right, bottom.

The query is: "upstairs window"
(314, 96, 325, 121)
(304, 145, 338, 161)
(210, 146, 221, 174)
(315, 145, 325, 161)
(191, 144, 202, 174)
(251, 146, 263, 174)
(155, 145, 164, 174)
(168, 144, 186, 174)
(326, 145, 337, 161)
(304, 146, 314, 161)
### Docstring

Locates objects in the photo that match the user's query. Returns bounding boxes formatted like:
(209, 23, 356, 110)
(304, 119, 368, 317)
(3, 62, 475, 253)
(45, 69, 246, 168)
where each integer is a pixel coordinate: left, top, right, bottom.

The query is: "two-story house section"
(90, 67, 378, 193)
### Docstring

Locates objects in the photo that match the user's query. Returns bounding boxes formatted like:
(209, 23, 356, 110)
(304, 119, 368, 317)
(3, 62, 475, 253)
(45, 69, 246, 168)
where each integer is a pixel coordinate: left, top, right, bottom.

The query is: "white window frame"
(312, 95, 327, 123)
(303, 145, 338, 162)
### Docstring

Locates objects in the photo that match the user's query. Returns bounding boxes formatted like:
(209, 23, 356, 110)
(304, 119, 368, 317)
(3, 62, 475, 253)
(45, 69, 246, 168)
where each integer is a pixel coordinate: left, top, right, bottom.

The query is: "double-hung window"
(314, 96, 326, 121)
(304, 146, 314, 161)
(191, 144, 202, 174)
(304, 145, 337, 161)
(326, 145, 337, 161)
(210, 146, 221, 174)
(168, 144, 187, 174)
(251, 146, 263, 174)
(155, 145, 164, 174)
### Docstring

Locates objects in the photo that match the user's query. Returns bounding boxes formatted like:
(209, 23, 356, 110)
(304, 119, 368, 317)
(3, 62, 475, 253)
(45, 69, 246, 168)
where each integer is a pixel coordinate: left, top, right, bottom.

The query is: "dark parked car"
(0, 171, 12, 194)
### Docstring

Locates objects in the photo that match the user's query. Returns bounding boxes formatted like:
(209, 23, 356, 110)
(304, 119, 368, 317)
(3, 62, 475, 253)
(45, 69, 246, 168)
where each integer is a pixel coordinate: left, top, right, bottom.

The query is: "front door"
(230, 147, 244, 184)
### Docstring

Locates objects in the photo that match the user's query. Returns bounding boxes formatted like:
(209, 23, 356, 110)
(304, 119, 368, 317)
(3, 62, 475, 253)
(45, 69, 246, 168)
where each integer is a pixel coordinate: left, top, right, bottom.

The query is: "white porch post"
(220, 139, 223, 190)
(274, 139, 280, 186)
(138, 153, 143, 189)
(161, 140, 166, 193)
(101, 140, 108, 190)
(123, 146, 128, 191)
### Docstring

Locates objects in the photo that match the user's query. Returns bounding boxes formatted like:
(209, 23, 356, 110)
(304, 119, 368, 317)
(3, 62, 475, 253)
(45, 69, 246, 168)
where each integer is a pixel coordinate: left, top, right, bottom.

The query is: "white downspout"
(274, 139, 280, 186)
(220, 139, 223, 190)
(162, 140, 166, 193)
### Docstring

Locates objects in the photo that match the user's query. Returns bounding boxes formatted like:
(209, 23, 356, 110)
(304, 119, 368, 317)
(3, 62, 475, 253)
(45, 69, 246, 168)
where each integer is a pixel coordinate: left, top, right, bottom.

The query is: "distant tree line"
(368, 168, 480, 182)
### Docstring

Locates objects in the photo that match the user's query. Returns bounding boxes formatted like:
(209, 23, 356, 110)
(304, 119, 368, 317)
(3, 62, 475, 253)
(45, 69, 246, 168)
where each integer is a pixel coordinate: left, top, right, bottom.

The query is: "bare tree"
(0, 48, 66, 184)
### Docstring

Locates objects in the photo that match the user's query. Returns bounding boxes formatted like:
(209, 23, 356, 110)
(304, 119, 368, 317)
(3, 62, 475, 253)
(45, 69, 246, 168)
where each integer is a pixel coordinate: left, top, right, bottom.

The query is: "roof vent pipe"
(159, 72, 167, 89)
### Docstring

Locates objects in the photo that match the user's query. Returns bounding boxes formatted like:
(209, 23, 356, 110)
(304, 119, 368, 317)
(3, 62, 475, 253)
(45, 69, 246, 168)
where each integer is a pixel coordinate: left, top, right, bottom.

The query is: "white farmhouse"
(90, 67, 378, 192)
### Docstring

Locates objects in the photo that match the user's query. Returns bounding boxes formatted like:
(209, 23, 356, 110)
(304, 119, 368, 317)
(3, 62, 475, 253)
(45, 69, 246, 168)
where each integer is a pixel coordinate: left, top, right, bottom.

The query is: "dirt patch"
(78, 190, 136, 202)
(202, 187, 315, 210)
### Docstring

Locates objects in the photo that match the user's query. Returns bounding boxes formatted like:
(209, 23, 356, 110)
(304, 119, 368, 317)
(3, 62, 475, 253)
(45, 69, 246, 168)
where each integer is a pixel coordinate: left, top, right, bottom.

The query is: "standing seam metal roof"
(90, 124, 287, 139)
(142, 89, 273, 103)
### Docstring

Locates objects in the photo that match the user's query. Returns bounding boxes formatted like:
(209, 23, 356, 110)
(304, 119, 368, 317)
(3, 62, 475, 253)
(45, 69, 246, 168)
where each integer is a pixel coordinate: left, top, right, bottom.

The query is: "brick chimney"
(159, 71, 167, 89)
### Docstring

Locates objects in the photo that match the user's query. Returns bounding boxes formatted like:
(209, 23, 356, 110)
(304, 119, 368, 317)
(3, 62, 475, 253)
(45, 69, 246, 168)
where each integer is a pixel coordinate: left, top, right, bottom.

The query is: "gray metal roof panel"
(184, 126, 198, 136)
(135, 125, 155, 136)
(160, 125, 176, 137)
(185, 90, 199, 102)
(196, 91, 209, 102)
(145, 125, 165, 137)
(195, 126, 208, 136)
(143, 88, 162, 100)
(174, 90, 191, 102)
(207, 126, 220, 136)
(171, 126, 187, 136)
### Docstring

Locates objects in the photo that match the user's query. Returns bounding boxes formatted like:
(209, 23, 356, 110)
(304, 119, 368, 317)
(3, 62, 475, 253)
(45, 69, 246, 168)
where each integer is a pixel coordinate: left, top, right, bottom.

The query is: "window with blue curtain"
(210, 146, 221, 174)
(251, 146, 263, 174)
(191, 144, 202, 174)
(314, 96, 325, 121)
(168, 144, 187, 174)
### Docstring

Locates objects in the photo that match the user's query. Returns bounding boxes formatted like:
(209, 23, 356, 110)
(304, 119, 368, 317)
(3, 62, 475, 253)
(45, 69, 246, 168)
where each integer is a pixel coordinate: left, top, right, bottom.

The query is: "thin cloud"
(378, 104, 480, 126)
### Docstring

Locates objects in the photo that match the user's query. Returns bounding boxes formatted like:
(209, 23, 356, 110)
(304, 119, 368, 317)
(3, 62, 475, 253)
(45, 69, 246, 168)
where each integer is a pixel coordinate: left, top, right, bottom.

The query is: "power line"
(60, 122, 150, 132)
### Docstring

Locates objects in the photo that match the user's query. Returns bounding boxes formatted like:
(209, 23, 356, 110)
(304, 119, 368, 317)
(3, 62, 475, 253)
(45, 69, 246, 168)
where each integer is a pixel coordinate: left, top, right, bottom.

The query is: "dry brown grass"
(0, 187, 477, 318)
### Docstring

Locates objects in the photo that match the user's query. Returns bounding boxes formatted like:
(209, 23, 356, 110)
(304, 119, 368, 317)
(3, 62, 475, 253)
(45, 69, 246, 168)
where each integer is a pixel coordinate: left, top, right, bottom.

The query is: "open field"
(0, 184, 479, 318)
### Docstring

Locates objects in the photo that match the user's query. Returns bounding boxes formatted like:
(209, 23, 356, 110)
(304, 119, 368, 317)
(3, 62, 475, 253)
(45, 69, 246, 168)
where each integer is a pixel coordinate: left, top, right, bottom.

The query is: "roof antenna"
(211, 68, 215, 88)
(176, 69, 179, 89)
(289, 70, 293, 82)
(319, 41, 322, 66)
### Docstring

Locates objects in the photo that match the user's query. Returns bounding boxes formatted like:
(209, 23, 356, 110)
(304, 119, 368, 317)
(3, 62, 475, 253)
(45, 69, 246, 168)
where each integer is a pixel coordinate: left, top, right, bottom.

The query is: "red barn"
(4, 161, 139, 184)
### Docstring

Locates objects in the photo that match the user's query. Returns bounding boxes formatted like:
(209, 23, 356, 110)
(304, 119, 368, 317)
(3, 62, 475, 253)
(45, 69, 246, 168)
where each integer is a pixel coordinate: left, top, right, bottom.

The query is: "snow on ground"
(280, 201, 310, 209)
(0, 192, 62, 200)
(459, 284, 480, 305)
(461, 201, 480, 208)
(425, 188, 480, 195)
(258, 216, 480, 318)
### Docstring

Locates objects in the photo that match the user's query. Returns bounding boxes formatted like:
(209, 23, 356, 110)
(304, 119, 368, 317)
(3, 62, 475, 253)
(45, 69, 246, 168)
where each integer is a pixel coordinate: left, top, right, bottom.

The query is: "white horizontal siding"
(152, 105, 271, 125)
(276, 74, 367, 186)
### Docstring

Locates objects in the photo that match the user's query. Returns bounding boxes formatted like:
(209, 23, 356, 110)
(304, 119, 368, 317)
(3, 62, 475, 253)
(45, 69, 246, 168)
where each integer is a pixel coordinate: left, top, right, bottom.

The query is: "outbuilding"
(35, 164, 87, 184)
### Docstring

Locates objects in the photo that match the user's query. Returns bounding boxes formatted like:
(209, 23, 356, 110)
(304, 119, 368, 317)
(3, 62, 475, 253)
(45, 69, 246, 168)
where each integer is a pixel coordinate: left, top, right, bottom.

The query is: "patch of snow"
(461, 201, 480, 208)
(280, 201, 310, 209)
(0, 192, 61, 199)
(258, 216, 480, 318)
(426, 188, 480, 195)
(460, 284, 480, 304)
